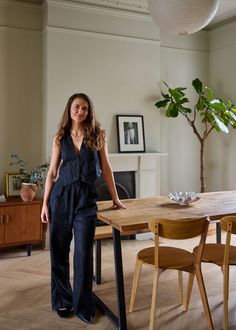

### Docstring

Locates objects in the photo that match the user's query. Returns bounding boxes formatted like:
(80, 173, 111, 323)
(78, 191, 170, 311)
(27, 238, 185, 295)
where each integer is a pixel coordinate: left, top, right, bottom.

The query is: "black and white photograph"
(116, 115, 145, 153)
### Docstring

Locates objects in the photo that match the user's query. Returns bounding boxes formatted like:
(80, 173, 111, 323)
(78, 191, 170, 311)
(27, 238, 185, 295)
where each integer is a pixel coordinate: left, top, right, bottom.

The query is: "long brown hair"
(55, 93, 105, 150)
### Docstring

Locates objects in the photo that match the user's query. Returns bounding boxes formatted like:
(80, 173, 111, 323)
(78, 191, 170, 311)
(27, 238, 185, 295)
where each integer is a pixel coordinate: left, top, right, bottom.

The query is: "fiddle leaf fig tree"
(155, 78, 236, 192)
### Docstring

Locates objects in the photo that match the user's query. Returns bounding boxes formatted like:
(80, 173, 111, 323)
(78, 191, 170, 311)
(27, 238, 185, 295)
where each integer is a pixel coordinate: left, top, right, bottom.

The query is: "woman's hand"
(112, 197, 126, 209)
(41, 204, 50, 223)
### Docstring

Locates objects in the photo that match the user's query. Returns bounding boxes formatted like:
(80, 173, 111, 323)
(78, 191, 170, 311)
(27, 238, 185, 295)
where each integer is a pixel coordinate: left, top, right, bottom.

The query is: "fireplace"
(95, 171, 135, 201)
(95, 171, 135, 237)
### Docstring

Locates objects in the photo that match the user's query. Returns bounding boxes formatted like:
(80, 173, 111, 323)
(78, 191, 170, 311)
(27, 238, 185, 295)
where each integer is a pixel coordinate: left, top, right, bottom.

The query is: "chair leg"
(149, 268, 159, 330)
(129, 258, 143, 312)
(223, 265, 229, 330)
(178, 270, 183, 305)
(195, 265, 214, 330)
(185, 273, 195, 311)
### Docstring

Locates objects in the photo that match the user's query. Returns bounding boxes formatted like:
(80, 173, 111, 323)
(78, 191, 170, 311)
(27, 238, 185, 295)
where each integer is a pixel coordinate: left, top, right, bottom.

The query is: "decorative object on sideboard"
(148, 0, 219, 35)
(0, 193, 6, 203)
(116, 115, 145, 153)
(154, 78, 236, 192)
(9, 154, 49, 201)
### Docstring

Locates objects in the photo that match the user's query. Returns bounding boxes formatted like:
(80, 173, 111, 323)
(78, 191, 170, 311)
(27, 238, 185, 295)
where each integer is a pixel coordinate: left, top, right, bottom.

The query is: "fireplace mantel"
(108, 152, 167, 198)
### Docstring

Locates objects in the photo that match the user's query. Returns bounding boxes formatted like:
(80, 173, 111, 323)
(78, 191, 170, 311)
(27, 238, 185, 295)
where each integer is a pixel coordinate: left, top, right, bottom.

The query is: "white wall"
(159, 31, 209, 194)
(43, 0, 161, 159)
(0, 0, 42, 194)
(2, 0, 232, 199)
(207, 21, 236, 191)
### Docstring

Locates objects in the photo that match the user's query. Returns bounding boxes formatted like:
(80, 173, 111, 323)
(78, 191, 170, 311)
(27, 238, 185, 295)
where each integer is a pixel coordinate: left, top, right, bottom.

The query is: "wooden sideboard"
(0, 197, 42, 255)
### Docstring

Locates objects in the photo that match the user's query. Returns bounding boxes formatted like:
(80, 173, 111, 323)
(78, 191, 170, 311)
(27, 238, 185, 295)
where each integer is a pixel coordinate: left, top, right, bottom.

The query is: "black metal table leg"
(216, 221, 221, 243)
(112, 227, 127, 330)
(93, 228, 128, 330)
(95, 240, 102, 284)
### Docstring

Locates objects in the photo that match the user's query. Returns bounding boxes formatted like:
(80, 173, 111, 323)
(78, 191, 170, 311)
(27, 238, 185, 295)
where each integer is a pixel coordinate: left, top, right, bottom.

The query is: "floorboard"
(0, 232, 236, 329)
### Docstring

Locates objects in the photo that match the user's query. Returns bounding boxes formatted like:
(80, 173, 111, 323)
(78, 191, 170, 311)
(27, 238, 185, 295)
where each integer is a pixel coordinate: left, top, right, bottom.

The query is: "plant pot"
(20, 183, 37, 202)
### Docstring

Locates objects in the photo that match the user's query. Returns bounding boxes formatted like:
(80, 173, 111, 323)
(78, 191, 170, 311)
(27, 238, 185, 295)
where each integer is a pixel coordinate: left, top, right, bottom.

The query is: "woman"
(41, 93, 125, 324)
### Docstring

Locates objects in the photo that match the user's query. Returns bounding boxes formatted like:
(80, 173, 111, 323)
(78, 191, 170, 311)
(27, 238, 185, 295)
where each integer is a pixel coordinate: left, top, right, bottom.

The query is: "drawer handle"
(0, 215, 3, 225)
(5, 214, 10, 224)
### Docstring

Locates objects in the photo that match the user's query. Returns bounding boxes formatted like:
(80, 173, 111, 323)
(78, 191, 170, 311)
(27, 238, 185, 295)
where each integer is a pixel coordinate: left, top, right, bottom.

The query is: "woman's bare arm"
(41, 137, 61, 223)
(99, 139, 125, 209)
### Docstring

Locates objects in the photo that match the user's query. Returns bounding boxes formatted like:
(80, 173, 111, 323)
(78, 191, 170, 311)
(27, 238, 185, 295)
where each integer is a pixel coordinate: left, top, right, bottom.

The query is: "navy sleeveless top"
(57, 133, 101, 186)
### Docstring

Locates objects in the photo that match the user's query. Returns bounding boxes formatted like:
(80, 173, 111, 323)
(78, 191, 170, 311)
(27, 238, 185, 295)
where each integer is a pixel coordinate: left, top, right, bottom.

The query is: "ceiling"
(20, 0, 236, 30)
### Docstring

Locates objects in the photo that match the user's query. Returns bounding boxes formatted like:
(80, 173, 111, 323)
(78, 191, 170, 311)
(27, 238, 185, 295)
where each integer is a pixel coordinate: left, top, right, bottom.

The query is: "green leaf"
(226, 100, 233, 109)
(163, 81, 170, 89)
(155, 99, 169, 108)
(166, 103, 179, 117)
(212, 113, 229, 133)
(205, 86, 213, 101)
(169, 88, 183, 102)
(196, 96, 206, 111)
(179, 97, 189, 104)
(179, 105, 192, 113)
(225, 110, 236, 122)
(176, 87, 187, 91)
(192, 78, 202, 94)
(209, 99, 227, 111)
(161, 92, 170, 99)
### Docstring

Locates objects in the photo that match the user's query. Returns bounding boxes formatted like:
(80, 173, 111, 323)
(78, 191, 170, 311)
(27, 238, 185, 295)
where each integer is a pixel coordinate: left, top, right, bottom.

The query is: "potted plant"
(155, 78, 236, 192)
(10, 154, 49, 201)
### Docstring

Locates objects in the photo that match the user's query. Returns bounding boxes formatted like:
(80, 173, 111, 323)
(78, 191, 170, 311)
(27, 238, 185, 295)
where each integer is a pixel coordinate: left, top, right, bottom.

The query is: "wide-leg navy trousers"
(49, 180, 97, 316)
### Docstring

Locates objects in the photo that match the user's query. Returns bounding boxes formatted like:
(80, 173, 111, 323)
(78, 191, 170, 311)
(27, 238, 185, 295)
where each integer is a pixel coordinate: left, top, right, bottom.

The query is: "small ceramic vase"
(20, 183, 37, 202)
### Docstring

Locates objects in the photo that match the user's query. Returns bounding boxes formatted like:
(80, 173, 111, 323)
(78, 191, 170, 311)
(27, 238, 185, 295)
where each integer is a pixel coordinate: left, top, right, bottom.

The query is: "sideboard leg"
(27, 244, 32, 256)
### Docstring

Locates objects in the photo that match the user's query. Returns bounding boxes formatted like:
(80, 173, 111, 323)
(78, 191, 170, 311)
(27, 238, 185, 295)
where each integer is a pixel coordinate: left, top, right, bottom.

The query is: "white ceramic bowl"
(168, 191, 200, 205)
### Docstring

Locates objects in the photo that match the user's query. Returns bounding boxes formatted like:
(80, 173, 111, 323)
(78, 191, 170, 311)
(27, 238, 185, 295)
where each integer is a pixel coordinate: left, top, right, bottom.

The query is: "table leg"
(93, 228, 127, 330)
(112, 227, 128, 330)
(216, 222, 221, 243)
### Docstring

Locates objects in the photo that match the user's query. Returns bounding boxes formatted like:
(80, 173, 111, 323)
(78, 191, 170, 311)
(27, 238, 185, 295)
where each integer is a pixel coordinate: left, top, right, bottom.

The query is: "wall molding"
(45, 25, 160, 44)
(0, 25, 41, 33)
(48, 0, 150, 20)
(0, 0, 41, 9)
(48, 0, 148, 13)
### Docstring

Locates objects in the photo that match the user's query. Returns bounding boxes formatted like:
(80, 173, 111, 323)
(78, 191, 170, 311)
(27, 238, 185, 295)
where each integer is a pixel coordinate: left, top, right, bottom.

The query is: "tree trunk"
(200, 140, 206, 193)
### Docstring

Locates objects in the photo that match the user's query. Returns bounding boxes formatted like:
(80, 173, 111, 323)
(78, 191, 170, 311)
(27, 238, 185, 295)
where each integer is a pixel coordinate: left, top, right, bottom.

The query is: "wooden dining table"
(94, 190, 236, 330)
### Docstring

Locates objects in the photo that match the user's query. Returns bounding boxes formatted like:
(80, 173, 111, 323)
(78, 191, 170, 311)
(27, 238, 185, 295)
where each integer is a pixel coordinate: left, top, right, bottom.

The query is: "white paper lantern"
(148, 0, 220, 35)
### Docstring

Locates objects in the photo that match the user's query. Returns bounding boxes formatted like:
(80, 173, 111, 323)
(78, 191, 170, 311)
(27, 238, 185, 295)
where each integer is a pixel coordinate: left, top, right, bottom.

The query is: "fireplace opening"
(96, 171, 135, 202)
(95, 171, 135, 239)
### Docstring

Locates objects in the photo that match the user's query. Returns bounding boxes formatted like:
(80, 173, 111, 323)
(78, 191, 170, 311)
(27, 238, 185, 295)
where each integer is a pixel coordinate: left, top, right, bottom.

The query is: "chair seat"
(138, 246, 194, 269)
(193, 244, 236, 266)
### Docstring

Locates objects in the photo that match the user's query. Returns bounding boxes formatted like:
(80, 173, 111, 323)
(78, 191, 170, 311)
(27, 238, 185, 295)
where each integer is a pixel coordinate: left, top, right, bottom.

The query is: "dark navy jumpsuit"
(49, 133, 100, 317)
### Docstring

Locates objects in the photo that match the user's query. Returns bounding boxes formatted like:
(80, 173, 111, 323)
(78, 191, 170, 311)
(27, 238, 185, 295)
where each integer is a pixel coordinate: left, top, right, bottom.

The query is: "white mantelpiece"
(109, 152, 168, 198)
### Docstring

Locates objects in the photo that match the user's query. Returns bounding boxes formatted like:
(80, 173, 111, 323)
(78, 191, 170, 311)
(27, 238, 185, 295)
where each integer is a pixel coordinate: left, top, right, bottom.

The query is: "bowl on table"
(168, 191, 200, 205)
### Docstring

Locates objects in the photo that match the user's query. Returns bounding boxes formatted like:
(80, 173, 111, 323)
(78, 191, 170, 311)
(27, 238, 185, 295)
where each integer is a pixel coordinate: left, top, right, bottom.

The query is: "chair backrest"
(148, 217, 210, 268)
(221, 216, 236, 234)
(148, 217, 209, 240)
(220, 216, 236, 266)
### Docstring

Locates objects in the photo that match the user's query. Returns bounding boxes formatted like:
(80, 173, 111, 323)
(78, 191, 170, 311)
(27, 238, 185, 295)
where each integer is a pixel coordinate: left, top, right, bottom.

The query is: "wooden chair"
(129, 217, 213, 330)
(186, 216, 236, 330)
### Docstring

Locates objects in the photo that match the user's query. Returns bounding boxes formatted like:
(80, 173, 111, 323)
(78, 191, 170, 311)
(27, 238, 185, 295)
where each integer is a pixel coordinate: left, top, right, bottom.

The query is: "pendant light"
(148, 0, 220, 35)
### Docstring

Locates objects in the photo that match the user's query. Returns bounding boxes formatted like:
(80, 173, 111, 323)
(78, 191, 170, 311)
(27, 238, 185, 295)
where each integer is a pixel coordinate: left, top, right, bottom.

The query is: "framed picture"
(5, 172, 21, 197)
(116, 115, 146, 153)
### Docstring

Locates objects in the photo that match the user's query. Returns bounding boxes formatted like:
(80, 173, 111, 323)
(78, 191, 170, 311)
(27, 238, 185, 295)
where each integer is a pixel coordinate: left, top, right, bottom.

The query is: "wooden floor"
(1, 233, 236, 330)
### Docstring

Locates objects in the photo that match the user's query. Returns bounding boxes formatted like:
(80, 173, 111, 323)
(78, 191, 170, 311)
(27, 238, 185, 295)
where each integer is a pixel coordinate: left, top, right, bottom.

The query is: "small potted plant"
(10, 154, 49, 201)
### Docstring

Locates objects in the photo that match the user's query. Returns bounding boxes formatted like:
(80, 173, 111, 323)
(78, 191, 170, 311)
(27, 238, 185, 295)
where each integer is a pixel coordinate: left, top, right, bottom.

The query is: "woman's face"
(70, 97, 89, 124)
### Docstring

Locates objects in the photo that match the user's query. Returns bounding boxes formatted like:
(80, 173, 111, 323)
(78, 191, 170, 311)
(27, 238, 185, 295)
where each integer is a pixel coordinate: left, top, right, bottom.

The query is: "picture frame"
(5, 172, 21, 197)
(116, 115, 146, 153)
